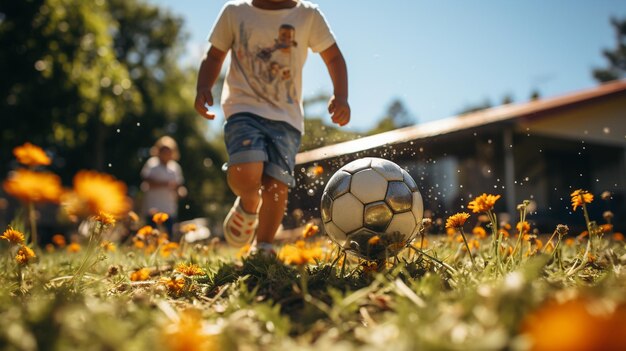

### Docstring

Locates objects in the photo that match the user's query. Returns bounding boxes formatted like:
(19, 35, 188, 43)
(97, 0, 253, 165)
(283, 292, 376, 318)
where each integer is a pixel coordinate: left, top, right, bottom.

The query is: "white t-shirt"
(140, 157, 184, 216)
(209, 0, 336, 133)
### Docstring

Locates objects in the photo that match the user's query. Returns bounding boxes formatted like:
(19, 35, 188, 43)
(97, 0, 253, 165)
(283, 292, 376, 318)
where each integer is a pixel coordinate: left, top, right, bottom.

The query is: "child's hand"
(328, 95, 350, 126)
(195, 88, 216, 120)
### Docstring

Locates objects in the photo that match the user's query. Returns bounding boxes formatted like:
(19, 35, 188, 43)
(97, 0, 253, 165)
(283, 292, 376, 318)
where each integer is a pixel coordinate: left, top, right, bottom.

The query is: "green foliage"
(0, 0, 229, 222)
(593, 17, 626, 83)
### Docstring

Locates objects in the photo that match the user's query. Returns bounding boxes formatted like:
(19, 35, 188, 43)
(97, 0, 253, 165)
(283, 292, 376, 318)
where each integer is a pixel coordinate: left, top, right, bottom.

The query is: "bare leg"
(256, 174, 289, 244)
(227, 162, 263, 214)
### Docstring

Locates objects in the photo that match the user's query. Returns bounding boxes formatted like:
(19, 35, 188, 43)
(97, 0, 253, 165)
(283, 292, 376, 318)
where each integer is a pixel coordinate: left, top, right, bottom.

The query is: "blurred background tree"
(0, 0, 229, 224)
(593, 17, 626, 83)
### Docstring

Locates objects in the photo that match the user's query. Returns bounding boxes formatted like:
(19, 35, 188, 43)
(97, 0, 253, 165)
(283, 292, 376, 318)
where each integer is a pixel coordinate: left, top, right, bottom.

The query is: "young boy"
(194, 0, 350, 254)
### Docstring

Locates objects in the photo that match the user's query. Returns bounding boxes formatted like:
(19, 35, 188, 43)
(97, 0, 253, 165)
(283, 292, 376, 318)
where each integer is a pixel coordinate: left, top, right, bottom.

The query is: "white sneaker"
(223, 197, 258, 248)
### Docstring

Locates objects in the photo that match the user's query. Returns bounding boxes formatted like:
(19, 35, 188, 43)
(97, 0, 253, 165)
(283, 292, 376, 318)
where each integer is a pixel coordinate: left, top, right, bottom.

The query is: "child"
(194, 0, 350, 254)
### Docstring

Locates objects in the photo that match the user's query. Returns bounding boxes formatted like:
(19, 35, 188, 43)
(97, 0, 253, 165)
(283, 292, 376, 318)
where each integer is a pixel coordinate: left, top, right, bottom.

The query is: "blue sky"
(149, 0, 625, 132)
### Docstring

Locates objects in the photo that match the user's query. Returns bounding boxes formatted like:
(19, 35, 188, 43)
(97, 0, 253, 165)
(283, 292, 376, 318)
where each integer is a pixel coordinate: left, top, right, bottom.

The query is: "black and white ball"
(320, 157, 423, 259)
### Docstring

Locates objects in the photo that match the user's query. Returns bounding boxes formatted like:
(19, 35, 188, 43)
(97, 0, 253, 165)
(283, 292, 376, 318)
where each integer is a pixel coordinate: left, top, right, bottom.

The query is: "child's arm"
(194, 46, 228, 119)
(320, 43, 350, 127)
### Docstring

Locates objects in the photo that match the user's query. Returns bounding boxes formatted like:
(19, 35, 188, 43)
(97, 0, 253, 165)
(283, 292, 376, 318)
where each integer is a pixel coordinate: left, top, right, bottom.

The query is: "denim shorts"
(223, 112, 302, 187)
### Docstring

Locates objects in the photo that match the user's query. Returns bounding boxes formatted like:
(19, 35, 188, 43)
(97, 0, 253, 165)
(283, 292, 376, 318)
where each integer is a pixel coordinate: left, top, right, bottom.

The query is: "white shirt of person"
(141, 156, 184, 217)
(208, 0, 336, 133)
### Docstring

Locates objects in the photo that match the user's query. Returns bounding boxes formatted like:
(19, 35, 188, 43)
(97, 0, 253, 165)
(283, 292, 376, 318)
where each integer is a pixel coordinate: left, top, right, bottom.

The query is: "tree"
(0, 0, 229, 222)
(593, 17, 626, 83)
(300, 92, 359, 151)
(367, 98, 415, 135)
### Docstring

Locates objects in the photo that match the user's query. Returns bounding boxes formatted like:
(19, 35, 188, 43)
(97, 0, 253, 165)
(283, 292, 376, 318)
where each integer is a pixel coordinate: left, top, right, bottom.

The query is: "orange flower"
(64, 170, 130, 217)
(3, 169, 63, 203)
(472, 226, 487, 239)
(302, 222, 319, 238)
(67, 242, 81, 253)
(445, 212, 470, 229)
(130, 268, 151, 281)
(467, 193, 501, 213)
(160, 277, 186, 297)
(1, 228, 25, 245)
(181, 223, 197, 233)
(152, 212, 169, 225)
(128, 211, 139, 223)
(13, 142, 51, 167)
(52, 234, 66, 247)
(613, 233, 624, 241)
(570, 189, 593, 211)
(136, 225, 154, 238)
(516, 221, 531, 234)
(93, 211, 116, 226)
(160, 242, 179, 257)
(162, 309, 218, 351)
(278, 242, 322, 265)
(599, 224, 613, 234)
(521, 298, 626, 351)
(312, 165, 324, 176)
(15, 245, 36, 265)
(175, 263, 205, 276)
(100, 241, 116, 252)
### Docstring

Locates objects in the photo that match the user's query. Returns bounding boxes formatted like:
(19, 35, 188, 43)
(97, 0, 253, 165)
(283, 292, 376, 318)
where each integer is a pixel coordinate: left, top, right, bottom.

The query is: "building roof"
(296, 80, 626, 165)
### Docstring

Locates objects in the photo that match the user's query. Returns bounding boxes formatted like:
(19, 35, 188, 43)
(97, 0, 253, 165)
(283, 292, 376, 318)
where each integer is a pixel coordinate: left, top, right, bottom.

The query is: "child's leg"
(226, 161, 263, 214)
(256, 174, 289, 244)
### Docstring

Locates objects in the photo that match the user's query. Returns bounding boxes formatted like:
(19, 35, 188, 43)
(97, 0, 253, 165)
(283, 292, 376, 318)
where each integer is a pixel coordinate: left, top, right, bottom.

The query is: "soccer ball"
(320, 157, 423, 260)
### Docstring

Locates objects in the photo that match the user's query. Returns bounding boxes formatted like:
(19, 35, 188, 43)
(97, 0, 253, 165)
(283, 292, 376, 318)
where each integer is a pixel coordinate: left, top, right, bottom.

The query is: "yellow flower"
(67, 242, 81, 253)
(160, 277, 186, 297)
(65, 170, 130, 217)
(136, 225, 154, 239)
(1, 228, 25, 245)
(13, 142, 51, 167)
(302, 222, 319, 238)
(570, 189, 593, 211)
(3, 169, 63, 203)
(93, 211, 116, 226)
(278, 242, 322, 265)
(516, 221, 531, 234)
(472, 226, 487, 239)
(162, 309, 219, 351)
(521, 298, 626, 351)
(467, 193, 501, 213)
(100, 241, 116, 252)
(445, 212, 470, 229)
(152, 212, 169, 225)
(52, 234, 66, 247)
(15, 245, 36, 265)
(175, 263, 205, 276)
(160, 242, 179, 257)
(130, 268, 151, 281)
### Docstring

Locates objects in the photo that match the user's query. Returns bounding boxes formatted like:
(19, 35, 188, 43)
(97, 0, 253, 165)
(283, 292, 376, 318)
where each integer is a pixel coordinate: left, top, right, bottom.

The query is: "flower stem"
(28, 202, 37, 246)
(458, 227, 475, 267)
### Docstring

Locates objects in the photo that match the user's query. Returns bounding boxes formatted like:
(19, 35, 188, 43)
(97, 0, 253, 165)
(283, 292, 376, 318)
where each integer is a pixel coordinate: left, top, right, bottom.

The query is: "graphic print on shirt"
(233, 22, 298, 107)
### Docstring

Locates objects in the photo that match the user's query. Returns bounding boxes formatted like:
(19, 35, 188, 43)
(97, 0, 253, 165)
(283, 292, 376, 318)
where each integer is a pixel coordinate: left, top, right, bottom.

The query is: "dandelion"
(279, 241, 322, 265)
(13, 142, 51, 167)
(302, 222, 319, 238)
(152, 212, 169, 225)
(467, 193, 501, 213)
(130, 268, 151, 281)
(516, 221, 531, 234)
(93, 211, 116, 226)
(136, 225, 154, 239)
(162, 309, 219, 351)
(446, 212, 470, 229)
(472, 226, 487, 239)
(67, 242, 81, 253)
(161, 276, 186, 297)
(100, 241, 116, 252)
(175, 263, 205, 276)
(570, 189, 593, 211)
(65, 170, 130, 217)
(3, 169, 63, 203)
(52, 234, 66, 247)
(15, 245, 36, 265)
(1, 228, 25, 245)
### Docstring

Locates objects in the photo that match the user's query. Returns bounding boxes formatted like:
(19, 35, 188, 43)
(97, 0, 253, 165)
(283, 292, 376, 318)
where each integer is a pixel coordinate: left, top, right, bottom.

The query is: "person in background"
(140, 136, 186, 237)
